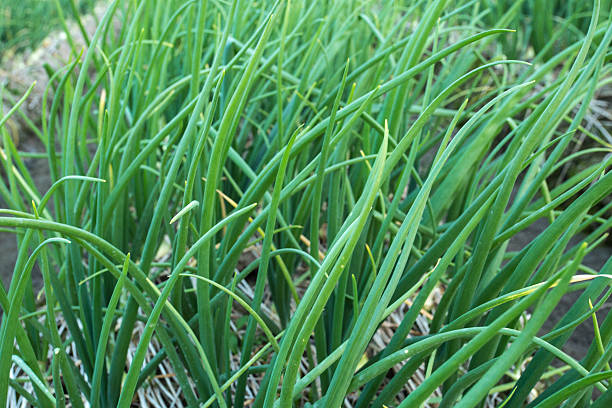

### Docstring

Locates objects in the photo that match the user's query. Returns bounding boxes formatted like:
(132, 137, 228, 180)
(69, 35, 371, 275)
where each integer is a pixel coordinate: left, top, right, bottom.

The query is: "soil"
(0, 136, 50, 291)
(508, 219, 612, 361)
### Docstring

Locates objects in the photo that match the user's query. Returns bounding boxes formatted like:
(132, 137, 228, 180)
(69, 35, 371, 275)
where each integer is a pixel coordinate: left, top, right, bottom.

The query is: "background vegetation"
(0, 0, 97, 60)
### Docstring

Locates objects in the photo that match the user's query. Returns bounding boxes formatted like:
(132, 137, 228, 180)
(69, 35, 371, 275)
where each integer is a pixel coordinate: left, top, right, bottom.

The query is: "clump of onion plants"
(1, 0, 611, 407)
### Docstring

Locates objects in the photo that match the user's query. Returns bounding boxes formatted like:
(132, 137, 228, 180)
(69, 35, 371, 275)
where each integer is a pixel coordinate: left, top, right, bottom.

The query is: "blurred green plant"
(485, 0, 612, 58)
(0, 0, 97, 59)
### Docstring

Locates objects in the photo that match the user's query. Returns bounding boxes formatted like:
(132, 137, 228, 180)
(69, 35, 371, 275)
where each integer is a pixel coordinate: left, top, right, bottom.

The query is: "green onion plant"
(1, 0, 611, 406)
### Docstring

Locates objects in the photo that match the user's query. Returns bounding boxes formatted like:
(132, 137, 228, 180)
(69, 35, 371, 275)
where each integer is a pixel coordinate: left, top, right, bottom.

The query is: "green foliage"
(0, 0, 611, 407)
(0, 0, 97, 59)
